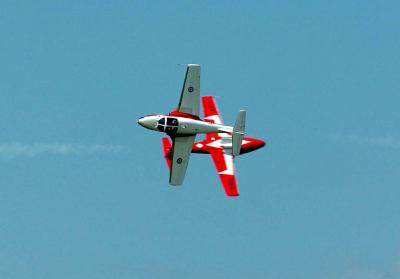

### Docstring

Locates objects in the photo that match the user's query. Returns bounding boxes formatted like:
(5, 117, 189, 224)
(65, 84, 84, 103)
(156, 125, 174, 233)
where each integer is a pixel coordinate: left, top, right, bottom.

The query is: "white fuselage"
(138, 114, 232, 135)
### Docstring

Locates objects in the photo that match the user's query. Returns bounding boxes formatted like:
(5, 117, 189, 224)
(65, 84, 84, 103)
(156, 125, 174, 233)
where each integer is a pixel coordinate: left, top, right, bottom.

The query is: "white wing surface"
(169, 135, 196, 185)
(177, 64, 200, 116)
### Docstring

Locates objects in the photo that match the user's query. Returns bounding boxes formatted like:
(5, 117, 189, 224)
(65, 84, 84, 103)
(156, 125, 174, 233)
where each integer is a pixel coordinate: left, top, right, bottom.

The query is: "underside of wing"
(177, 64, 200, 116)
(169, 135, 196, 185)
(209, 149, 239, 196)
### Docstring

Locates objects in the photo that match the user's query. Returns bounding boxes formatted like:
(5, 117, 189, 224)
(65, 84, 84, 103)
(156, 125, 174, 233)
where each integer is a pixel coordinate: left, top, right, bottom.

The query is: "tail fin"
(162, 137, 172, 169)
(232, 110, 246, 156)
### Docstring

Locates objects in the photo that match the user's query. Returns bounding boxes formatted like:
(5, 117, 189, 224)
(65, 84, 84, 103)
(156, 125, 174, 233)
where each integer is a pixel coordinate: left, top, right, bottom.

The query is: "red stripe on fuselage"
(168, 110, 201, 120)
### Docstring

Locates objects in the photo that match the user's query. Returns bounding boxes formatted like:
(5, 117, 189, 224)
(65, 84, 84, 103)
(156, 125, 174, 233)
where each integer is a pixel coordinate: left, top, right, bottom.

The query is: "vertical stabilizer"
(232, 110, 246, 156)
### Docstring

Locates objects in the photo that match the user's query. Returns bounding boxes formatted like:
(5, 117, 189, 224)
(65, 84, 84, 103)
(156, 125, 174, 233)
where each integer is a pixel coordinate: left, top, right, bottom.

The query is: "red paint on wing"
(201, 96, 221, 141)
(162, 137, 172, 169)
(209, 149, 240, 197)
(202, 96, 219, 118)
(220, 174, 239, 196)
(210, 149, 227, 173)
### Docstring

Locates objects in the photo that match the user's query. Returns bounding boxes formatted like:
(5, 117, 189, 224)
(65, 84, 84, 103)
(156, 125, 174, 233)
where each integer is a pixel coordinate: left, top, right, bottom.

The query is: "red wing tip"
(227, 193, 240, 197)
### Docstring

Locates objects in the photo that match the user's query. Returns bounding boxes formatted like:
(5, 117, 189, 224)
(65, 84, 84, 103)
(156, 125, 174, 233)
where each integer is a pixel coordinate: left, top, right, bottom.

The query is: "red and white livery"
(138, 64, 265, 196)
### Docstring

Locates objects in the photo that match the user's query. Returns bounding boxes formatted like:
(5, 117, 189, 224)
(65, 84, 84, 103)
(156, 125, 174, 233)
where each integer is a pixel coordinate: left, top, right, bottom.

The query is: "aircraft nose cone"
(138, 117, 150, 128)
(137, 117, 145, 127)
(137, 116, 157, 130)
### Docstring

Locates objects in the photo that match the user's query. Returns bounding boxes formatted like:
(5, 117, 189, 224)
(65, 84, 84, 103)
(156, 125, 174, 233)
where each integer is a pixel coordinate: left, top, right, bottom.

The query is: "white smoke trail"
(348, 135, 400, 149)
(0, 142, 128, 158)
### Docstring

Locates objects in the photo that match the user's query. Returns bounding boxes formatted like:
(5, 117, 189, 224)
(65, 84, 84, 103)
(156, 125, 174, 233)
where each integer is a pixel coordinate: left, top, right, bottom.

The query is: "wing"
(209, 149, 239, 196)
(202, 95, 230, 141)
(161, 137, 172, 169)
(169, 135, 196, 185)
(177, 64, 200, 116)
(202, 95, 223, 124)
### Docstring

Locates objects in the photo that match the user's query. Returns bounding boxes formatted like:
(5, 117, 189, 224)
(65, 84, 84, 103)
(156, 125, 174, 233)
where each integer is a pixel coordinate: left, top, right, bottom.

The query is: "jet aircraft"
(138, 64, 265, 196)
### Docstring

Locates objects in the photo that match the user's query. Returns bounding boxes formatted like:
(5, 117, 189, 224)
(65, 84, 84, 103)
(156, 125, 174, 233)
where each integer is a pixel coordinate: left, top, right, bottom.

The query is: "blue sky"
(1, 1, 400, 278)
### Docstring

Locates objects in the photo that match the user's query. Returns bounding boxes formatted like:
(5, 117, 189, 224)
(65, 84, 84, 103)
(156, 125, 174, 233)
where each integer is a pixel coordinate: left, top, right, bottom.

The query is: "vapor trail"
(0, 142, 128, 158)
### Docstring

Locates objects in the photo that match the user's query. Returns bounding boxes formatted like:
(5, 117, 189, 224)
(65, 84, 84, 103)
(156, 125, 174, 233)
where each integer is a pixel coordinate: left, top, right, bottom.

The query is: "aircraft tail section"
(232, 110, 246, 156)
(162, 137, 172, 169)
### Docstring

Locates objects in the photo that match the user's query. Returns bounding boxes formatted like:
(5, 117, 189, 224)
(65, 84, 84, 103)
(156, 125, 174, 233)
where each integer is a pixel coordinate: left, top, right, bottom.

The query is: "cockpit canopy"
(157, 117, 179, 133)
